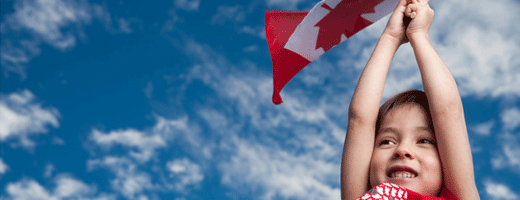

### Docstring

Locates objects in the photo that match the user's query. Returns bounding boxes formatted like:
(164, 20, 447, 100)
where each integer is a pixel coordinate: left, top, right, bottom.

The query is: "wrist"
(377, 33, 402, 53)
(408, 32, 429, 44)
(380, 33, 403, 47)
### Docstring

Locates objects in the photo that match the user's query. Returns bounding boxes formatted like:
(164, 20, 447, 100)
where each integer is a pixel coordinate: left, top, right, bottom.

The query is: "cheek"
(419, 150, 443, 195)
(423, 150, 441, 169)
(420, 150, 443, 179)
(369, 150, 388, 186)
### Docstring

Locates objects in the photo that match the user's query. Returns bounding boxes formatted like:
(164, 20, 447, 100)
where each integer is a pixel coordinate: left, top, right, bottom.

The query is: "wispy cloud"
(1, 0, 95, 78)
(87, 116, 205, 199)
(1, 0, 135, 79)
(491, 107, 520, 174)
(484, 180, 519, 200)
(243, 45, 260, 53)
(501, 107, 520, 131)
(143, 81, 154, 99)
(220, 136, 340, 200)
(44, 163, 55, 178)
(491, 133, 520, 174)
(91, 129, 166, 162)
(0, 89, 60, 148)
(166, 158, 204, 190)
(3, 175, 114, 200)
(0, 158, 9, 175)
(7, 0, 92, 50)
(175, 0, 200, 11)
(88, 156, 153, 200)
(210, 5, 245, 25)
(238, 26, 266, 38)
(471, 120, 495, 136)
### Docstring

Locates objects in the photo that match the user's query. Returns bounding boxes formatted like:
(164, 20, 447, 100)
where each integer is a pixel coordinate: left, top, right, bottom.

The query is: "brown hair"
(375, 90, 434, 134)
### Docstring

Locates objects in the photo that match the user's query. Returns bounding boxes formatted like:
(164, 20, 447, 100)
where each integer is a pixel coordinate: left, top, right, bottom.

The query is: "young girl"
(340, 0, 480, 199)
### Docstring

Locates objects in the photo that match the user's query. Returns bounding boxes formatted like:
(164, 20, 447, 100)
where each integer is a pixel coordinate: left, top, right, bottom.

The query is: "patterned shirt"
(357, 182, 458, 200)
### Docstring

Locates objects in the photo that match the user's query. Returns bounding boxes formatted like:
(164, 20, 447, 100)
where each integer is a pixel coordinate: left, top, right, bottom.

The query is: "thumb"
(405, 4, 418, 18)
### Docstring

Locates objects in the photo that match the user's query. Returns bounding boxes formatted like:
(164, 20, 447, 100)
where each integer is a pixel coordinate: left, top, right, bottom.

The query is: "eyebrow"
(379, 127, 398, 134)
(415, 126, 431, 131)
(376, 127, 398, 138)
(377, 126, 432, 137)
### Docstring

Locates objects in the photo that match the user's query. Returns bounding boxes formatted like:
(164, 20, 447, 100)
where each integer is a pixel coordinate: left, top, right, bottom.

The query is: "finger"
(405, 5, 416, 18)
(399, 0, 409, 6)
(393, 0, 409, 14)
(411, 11, 416, 19)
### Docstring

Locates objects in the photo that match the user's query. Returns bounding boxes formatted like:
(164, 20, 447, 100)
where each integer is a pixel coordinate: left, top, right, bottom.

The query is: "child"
(340, 0, 480, 199)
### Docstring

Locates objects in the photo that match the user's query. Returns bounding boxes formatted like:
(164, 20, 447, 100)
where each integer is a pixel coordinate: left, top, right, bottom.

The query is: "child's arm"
(341, 0, 408, 199)
(405, 2, 480, 200)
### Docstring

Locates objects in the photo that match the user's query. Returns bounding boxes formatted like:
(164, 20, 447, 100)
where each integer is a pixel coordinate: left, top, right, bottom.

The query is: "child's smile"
(369, 103, 443, 196)
(387, 165, 418, 179)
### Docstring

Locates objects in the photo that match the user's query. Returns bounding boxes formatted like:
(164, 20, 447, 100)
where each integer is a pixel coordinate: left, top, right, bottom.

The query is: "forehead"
(378, 104, 432, 134)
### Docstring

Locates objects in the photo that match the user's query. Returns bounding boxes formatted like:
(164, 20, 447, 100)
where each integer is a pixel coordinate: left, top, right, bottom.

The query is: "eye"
(379, 139, 396, 146)
(418, 139, 436, 145)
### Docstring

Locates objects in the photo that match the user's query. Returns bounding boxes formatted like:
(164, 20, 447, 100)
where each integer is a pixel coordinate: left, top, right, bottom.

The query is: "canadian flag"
(266, 0, 399, 104)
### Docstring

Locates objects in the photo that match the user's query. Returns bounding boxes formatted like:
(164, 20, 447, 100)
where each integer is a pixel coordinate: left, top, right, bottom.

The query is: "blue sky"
(1, 0, 520, 199)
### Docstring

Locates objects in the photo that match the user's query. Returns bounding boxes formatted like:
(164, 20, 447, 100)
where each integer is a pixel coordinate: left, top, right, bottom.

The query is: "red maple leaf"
(314, 0, 383, 52)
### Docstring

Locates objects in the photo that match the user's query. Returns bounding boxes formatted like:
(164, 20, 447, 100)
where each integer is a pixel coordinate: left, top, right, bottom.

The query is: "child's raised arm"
(341, 0, 409, 199)
(405, 2, 480, 199)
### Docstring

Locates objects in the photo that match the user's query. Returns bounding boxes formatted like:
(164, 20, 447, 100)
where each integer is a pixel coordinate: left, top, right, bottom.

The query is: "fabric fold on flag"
(265, 0, 399, 104)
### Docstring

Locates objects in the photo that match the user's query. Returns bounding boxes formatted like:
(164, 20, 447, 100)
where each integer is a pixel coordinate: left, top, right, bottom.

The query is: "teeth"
(390, 171, 416, 178)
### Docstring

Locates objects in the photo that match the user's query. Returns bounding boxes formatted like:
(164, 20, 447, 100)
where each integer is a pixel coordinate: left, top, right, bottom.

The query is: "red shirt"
(357, 182, 459, 200)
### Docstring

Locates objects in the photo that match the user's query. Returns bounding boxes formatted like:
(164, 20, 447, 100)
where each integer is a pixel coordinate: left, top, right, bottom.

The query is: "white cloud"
(198, 109, 228, 130)
(1, 0, 91, 78)
(166, 158, 204, 190)
(7, 0, 92, 50)
(118, 18, 132, 33)
(3, 175, 114, 200)
(243, 45, 259, 52)
(220, 137, 340, 200)
(88, 156, 153, 200)
(143, 82, 153, 99)
(174, 0, 200, 11)
(0, 158, 9, 175)
(491, 108, 520, 174)
(484, 180, 519, 200)
(91, 128, 166, 162)
(0, 89, 60, 148)
(238, 26, 266, 38)
(87, 116, 206, 199)
(501, 107, 520, 131)
(53, 176, 92, 198)
(5, 179, 56, 200)
(471, 120, 495, 136)
(44, 163, 55, 178)
(0, 0, 128, 78)
(491, 132, 520, 175)
(210, 5, 245, 25)
(52, 136, 65, 145)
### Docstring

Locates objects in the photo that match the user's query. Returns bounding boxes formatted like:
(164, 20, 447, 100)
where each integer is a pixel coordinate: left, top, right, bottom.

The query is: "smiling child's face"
(369, 103, 442, 196)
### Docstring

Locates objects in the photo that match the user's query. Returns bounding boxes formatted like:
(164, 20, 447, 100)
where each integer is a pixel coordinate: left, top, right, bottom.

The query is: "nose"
(393, 143, 414, 159)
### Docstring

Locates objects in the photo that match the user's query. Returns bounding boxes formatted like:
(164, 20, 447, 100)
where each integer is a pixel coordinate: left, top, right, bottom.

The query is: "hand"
(405, 0, 434, 41)
(381, 0, 410, 45)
